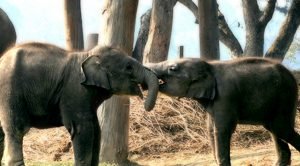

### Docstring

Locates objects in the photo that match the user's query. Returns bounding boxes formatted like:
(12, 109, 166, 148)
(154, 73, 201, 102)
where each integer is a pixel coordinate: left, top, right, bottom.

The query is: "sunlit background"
(0, 0, 299, 69)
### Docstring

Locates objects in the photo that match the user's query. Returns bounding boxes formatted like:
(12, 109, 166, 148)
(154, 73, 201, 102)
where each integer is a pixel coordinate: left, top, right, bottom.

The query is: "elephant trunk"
(138, 66, 159, 111)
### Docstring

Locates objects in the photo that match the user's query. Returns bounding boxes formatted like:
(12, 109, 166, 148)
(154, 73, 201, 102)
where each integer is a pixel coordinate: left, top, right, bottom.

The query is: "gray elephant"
(0, 42, 159, 166)
(0, 8, 16, 55)
(146, 58, 300, 166)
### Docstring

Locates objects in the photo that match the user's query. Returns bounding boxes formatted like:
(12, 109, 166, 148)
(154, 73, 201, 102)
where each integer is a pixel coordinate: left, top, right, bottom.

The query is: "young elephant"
(146, 58, 300, 166)
(0, 42, 159, 166)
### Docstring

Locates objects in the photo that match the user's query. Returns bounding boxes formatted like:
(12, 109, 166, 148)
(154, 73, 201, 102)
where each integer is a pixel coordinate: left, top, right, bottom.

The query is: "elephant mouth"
(158, 78, 167, 90)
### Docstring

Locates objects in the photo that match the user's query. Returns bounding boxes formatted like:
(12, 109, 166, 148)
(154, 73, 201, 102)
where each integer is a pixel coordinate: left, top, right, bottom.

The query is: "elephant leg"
(207, 115, 216, 161)
(213, 111, 237, 166)
(4, 131, 25, 166)
(274, 128, 300, 152)
(91, 116, 101, 166)
(65, 119, 95, 166)
(270, 133, 291, 166)
(0, 127, 4, 164)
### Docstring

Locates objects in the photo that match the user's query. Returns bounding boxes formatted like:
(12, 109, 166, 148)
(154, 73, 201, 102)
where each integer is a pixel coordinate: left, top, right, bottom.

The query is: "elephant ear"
(187, 72, 216, 100)
(80, 56, 111, 90)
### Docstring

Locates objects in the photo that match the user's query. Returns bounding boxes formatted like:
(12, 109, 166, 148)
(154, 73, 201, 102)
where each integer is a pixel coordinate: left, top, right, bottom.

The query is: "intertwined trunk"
(64, 0, 84, 51)
(97, 0, 138, 164)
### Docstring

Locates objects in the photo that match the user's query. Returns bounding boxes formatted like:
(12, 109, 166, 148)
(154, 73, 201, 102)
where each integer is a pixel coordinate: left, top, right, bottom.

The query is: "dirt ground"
(23, 127, 300, 165)
(19, 95, 300, 165)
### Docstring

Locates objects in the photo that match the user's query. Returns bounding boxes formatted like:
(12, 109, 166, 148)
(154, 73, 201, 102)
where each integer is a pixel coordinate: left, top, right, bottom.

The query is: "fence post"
(85, 33, 99, 50)
(178, 45, 184, 58)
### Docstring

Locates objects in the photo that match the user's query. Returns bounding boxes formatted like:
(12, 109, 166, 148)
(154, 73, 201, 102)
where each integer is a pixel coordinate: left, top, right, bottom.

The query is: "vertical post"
(64, 0, 84, 51)
(178, 45, 184, 58)
(97, 0, 138, 164)
(198, 0, 220, 60)
(85, 33, 99, 50)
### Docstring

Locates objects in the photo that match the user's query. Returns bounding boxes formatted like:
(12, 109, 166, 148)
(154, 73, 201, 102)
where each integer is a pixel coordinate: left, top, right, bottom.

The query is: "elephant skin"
(0, 42, 159, 166)
(146, 58, 299, 166)
(0, 8, 16, 55)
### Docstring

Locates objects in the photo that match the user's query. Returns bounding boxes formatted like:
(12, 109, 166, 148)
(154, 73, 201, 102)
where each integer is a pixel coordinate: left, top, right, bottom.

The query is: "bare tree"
(133, 9, 151, 62)
(265, 0, 300, 60)
(64, 0, 84, 51)
(97, 0, 138, 164)
(198, 0, 220, 60)
(175, 0, 299, 61)
(143, 0, 177, 63)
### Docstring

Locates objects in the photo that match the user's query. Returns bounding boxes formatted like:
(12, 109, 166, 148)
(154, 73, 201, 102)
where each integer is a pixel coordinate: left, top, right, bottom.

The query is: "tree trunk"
(133, 9, 151, 63)
(64, 0, 84, 51)
(143, 0, 177, 63)
(242, 0, 276, 57)
(265, 0, 300, 61)
(198, 0, 220, 60)
(97, 0, 138, 164)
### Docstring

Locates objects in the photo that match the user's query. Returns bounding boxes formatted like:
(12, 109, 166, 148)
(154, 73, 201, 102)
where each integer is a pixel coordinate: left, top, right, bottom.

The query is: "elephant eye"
(125, 63, 133, 72)
(169, 64, 178, 72)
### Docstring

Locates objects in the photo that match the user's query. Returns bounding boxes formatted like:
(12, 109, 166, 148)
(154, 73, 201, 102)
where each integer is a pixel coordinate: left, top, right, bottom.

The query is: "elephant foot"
(274, 159, 291, 166)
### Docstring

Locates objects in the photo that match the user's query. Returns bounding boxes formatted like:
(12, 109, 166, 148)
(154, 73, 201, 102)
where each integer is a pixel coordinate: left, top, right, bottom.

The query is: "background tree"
(97, 0, 138, 164)
(142, 0, 177, 63)
(64, 0, 84, 51)
(198, 0, 220, 60)
(137, 0, 299, 62)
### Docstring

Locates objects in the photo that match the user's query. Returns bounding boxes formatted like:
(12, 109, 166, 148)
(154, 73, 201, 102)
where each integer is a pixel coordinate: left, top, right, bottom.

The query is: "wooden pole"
(198, 0, 220, 60)
(178, 45, 184, 58)
(64, 0, 84, 51)
(97, 0, 138, 164)
(86, 33, 99, 50)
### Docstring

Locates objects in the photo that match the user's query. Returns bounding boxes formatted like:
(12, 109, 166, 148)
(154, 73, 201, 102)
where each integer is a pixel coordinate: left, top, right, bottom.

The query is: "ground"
(23, 127, 300, 165)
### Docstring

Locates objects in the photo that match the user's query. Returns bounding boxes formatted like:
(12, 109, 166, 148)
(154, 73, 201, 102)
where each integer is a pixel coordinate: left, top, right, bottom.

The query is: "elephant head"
(81, 46, 159, 111)
(146, 58, 216, 100)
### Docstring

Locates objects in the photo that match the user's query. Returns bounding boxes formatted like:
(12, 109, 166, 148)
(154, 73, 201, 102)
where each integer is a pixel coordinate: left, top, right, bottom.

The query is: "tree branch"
(265, 0, 300, 61)
(177, 0, 199, 23)
(177, 0, 243, 57)
(218, 10, 244, 57)
(259, 0, 276, 26)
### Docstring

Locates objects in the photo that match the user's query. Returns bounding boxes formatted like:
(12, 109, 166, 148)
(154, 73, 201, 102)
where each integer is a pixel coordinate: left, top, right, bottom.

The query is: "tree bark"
(198, 0, 220, 60)
(242, 0, 276, 57)
(64, 0, 84, 51)
(133, 9, 151, 63)
(265, 0, 300, 61)
(97, 0, 138, 164)
(143, 0, 177, 63)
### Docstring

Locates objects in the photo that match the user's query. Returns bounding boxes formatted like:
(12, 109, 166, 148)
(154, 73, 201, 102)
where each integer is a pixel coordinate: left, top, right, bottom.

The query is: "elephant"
(0, 42, 159, 166)
(0, 8, 16, 55)
(146, 57, 300, 166)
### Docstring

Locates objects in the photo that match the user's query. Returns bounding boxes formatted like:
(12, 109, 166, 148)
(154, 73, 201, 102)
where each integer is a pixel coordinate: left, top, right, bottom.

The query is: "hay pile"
(128, 93, 296, 156)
